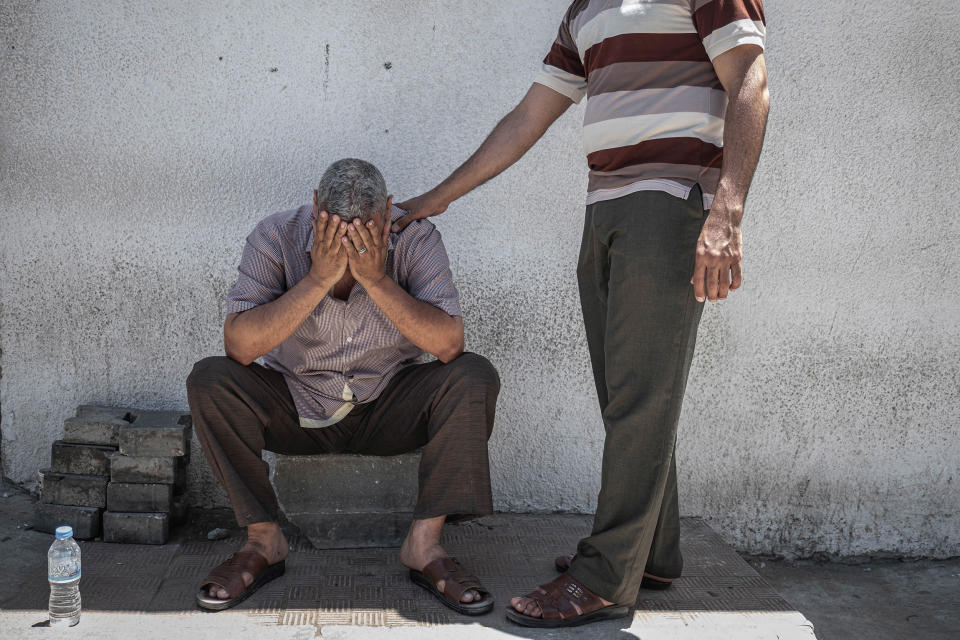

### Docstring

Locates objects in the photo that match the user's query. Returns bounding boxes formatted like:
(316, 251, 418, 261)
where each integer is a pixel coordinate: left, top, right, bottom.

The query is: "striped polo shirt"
(535, 0, 766, 209)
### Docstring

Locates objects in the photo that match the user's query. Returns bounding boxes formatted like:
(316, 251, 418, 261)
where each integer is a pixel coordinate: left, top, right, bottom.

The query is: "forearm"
(434, 111, 540, 203)
(714, 56, 770, 221)
(363, 276, 464, 363)
(433, 84, 572, 205)
(224, 276, 335, 365)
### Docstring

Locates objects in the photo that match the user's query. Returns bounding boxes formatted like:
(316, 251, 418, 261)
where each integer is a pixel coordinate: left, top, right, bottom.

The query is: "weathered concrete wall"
(1, 1, 957, 558)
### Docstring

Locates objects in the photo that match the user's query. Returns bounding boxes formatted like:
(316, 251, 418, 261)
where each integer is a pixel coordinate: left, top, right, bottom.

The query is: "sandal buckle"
(564, 582, 585, 600)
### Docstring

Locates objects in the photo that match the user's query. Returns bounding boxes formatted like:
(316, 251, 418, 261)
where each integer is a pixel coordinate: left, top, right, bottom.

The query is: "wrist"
(432, 183, 457, 208)
(303, 272, 337, 296)
(359, 272, 389, 292)
(710, 194, 744, 225)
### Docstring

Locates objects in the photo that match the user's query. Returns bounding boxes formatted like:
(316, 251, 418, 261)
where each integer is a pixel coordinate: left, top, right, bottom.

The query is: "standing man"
(394, 0, 768, 628)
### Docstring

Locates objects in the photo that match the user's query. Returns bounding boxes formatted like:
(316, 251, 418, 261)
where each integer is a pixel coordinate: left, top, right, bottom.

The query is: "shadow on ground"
(0, 479, 818, 639)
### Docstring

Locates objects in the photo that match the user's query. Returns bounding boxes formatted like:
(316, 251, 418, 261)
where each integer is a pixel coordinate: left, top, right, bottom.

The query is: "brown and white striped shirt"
(536, 0, 766, 208)
(226, 205, 461, 428)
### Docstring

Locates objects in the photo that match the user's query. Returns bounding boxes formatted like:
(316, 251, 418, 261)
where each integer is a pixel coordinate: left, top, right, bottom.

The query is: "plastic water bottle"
(47, 525, 81, 627)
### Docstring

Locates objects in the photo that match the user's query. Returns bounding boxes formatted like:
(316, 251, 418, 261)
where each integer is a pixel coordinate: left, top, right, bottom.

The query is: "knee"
(186, 356, 235, 397)
(445, 352, 500, 395)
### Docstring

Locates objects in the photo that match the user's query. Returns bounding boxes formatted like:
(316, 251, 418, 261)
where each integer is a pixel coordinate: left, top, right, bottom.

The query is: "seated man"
(187, 158, 499, 615)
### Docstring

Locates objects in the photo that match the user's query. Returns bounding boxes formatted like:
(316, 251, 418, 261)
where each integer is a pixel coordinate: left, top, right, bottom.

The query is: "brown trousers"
(186, 353, 500, 527)
(567, 186, 706, 605)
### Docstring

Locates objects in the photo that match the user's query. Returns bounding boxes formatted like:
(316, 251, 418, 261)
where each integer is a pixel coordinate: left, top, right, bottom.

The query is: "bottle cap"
(55, 526, 73, 539)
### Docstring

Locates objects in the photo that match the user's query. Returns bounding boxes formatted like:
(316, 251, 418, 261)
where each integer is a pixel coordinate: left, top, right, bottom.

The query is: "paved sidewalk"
(749, 555, 960, 640)
(0, 477, 944, 639)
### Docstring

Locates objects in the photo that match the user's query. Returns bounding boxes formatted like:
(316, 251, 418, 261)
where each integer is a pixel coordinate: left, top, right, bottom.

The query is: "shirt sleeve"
(226, 221, 286, 314)
(534, 7, 588, 104)
(693, 0, 766, 61)
(399, 222, 462, 318)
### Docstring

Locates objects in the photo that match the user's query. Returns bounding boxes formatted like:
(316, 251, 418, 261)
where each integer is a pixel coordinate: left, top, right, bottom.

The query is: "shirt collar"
(303, 205, 404, 253)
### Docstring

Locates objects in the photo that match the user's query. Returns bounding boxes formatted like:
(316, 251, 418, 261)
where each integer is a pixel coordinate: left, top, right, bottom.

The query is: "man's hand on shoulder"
(392, 191, 449, 233)
(344, 196, 393, 288)
(307, 189, 349, 289)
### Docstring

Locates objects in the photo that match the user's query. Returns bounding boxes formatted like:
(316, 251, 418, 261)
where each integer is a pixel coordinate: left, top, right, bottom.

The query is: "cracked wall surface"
(1, 1, 958, 557)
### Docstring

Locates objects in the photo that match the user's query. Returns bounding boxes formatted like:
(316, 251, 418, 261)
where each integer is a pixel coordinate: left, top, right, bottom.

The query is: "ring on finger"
(357, 247, 367, 254)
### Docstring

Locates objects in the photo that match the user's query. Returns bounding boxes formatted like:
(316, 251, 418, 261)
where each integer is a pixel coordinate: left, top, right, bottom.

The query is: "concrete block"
(119, 411, 192, 458)
(102, 511, 169, 545)
(33, 503, 102, 539)
(130, 409, 193, 431)
(272, 451, 421, 548)
(39, 469, 108, 508)
(109, 454, 176, 484)
(107, 482, 173, 512)
(118, 426, 191, 458)
(51, 440, 116, 476)
(171, 493, 188, 525)
(62, 415, 129, 446)
(108, 455, 187, 494)
(290, 512, 415, 549)
(76, 405, 131, 421)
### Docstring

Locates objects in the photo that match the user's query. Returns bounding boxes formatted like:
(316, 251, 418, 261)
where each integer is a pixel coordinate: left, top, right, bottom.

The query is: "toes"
(511, 596, 540, 617)
(461, 589, 479, 603)
(510, 596, 526, 612)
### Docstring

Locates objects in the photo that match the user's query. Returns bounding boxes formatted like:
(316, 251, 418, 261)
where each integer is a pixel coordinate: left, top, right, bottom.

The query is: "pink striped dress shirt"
(227, 204, 462, 428)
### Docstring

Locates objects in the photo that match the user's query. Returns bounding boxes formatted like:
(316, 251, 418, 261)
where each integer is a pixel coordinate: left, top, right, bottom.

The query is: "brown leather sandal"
(555, 554, 676, 590)
(506, 573, 629, 628)
(409, 557, 494, 615)
(196, 550, 285, 611)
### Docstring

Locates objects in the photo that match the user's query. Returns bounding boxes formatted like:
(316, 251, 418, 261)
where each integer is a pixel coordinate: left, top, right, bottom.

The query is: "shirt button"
(346, 337, 352, 343)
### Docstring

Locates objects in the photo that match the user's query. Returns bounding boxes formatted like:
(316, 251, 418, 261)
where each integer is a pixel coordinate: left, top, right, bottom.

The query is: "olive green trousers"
(567, 186, 707, 605)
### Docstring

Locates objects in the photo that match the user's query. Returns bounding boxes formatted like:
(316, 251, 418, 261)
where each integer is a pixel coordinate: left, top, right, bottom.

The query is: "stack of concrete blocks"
(34, 405, 192, 545)
(34, 405, 130, 540)
(105, 408, 192, 544)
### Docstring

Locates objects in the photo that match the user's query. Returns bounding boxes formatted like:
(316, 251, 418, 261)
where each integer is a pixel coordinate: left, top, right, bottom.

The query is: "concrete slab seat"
(271, 451, 421, 549)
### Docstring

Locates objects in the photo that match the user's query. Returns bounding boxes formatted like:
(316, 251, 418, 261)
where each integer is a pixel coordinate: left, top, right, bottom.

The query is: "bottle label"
(49, 560, 81, 582)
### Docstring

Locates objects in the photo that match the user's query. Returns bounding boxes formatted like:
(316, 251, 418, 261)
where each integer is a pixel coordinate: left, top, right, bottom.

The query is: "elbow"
(436, 334, 465, 364)
(224, 338, 256, 366)
(434, 315, 465, 364)
(225, 345, 256, 367)
(437, 348, 463, 364)
(223, 317, 257, 366)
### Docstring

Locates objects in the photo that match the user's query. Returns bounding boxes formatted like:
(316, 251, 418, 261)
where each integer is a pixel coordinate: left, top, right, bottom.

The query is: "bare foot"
(399, 517, 482, 603)
(206, 522, 289, 600)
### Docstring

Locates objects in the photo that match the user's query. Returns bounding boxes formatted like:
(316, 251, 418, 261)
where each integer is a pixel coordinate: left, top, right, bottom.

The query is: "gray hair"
(316, 158, 388, 222)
